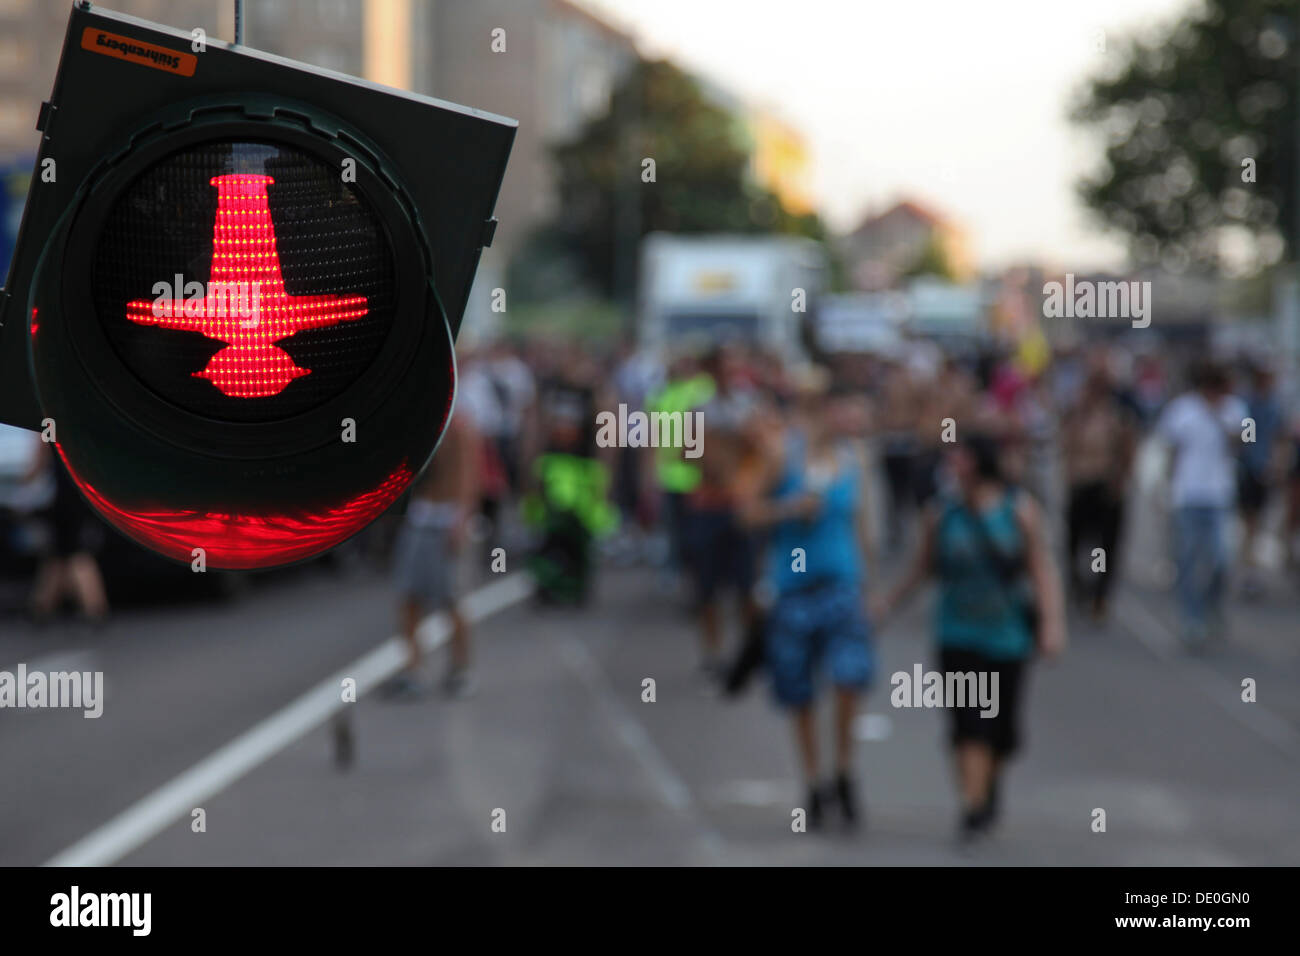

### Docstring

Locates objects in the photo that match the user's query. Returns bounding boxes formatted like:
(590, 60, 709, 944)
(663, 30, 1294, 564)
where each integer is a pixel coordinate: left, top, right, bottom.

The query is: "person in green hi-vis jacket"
(646, 356, 715, 575)
(524, 354, 617, 604)
(651, 347, 764, 678)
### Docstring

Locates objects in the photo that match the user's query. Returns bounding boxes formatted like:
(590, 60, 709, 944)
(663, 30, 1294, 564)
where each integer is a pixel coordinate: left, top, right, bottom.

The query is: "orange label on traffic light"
(80, 28, 197, 77)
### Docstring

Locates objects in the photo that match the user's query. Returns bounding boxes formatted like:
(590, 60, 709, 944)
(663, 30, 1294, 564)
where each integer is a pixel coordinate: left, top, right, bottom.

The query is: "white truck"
(815, 291, 909, 355)
(638, 233, 827, 359)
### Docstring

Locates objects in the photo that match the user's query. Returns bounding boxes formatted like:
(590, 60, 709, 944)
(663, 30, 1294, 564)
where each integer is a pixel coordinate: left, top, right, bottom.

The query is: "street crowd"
(384, 331, 1300, 843)
(5, 324, 1293, 844)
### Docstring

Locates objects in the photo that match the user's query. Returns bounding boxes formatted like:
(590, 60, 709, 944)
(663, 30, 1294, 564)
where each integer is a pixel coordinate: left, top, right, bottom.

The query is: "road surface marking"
(1116, 592, 1181, 660)
(555, 634, 725, 860)
(708, 779, 795, 808)
(1116, 590, 1300, 763)
(44, 573, 533, 867)
(852, 712, 893, 741)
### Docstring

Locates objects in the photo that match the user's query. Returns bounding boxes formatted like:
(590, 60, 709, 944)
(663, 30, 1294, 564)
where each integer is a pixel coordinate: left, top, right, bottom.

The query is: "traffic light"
(0, 3, 515, 570)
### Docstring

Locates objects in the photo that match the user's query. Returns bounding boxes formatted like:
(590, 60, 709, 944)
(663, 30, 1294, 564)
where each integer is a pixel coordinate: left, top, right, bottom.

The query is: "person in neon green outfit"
(523, 353, 617, 603)
(646, 354, 715, 577)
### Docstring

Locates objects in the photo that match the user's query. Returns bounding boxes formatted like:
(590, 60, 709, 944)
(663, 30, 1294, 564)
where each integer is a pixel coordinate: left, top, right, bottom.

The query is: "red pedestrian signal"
(125, 174, 370, 399)
(0, 5, 515, 570)
(94, 139, 399, 423)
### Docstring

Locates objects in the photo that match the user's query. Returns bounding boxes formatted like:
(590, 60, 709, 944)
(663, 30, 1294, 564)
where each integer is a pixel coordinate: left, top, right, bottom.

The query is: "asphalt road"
(2, 539, 1296, 866)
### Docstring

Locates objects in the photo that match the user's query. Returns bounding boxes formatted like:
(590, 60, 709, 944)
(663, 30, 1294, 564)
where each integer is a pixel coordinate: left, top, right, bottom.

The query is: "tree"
(549, 58, 826, 298)
(902, 233, 960, 281)
(1071, 0, 1299, 274)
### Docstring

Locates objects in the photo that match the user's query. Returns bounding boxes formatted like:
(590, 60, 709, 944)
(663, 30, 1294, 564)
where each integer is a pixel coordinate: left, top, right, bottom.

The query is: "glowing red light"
(124, 173, 368, 398)
(55, 442, 411, 569)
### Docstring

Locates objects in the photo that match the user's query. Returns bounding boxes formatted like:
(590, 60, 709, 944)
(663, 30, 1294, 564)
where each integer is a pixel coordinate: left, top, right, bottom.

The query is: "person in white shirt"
(1156, 360, 1248, 647)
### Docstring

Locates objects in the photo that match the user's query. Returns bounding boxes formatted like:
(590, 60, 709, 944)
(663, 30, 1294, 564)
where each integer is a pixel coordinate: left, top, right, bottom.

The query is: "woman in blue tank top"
(876, 432, 1065, 845)
(742, 379, 876, 830)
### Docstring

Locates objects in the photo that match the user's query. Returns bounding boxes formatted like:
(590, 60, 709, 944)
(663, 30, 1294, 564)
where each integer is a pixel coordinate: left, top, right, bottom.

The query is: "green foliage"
(902, 233, 959, 281)
(506, 223, 590, 303)
(550, 59, 827, 297)
(1071, 0, 1299, 273)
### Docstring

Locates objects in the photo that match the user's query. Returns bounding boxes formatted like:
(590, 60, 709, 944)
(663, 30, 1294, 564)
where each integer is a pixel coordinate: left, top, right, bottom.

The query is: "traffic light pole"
(234, 0, 244, 46)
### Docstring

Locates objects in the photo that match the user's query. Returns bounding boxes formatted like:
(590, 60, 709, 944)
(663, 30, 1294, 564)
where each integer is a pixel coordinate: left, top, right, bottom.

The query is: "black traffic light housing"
(0, 3, 515, 569)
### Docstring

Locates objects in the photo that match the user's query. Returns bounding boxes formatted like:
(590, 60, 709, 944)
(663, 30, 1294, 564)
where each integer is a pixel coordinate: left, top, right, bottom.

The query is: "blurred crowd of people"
(6, 324, 1299, 843)
(383, 330, 1300, 842)
(0, 433, 109, 626)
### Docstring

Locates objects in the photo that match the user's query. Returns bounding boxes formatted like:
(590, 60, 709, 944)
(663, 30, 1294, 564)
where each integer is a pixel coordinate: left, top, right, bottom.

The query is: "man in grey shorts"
(385, 409, 480, 698)
(393, 503, 458, 611)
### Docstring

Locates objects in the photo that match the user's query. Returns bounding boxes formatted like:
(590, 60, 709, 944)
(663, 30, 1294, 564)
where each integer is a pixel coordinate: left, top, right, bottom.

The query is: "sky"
(579, 0, 1196, 272)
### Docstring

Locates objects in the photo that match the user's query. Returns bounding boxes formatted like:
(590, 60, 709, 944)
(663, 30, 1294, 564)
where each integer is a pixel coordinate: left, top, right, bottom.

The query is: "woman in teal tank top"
(875, 432, 1065, 845)
(933, 489, 1034, 660)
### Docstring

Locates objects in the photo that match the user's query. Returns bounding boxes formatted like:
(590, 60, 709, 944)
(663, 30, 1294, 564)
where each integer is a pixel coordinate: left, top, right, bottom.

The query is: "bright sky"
(579, 0, 1195, 272)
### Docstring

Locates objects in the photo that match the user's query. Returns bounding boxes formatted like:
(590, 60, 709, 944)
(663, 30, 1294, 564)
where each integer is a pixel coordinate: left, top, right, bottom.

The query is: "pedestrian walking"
(1155, 360, 1247, 647)
(30, 445, 109, 628)
(384, 409, 480, 699)
(1236, 363, 1282, 596)
(1061, 366, 1137, 620)
(874, 432, 1066, 845)
(742, 370, 876, 829)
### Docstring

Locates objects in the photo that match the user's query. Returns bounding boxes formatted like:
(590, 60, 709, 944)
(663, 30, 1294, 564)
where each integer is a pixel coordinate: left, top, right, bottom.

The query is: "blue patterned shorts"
(766, 580, 874, 707)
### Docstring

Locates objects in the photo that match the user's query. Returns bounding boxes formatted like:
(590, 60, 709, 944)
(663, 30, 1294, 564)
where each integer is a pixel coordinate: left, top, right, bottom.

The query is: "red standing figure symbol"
(125, 173, 369, 398)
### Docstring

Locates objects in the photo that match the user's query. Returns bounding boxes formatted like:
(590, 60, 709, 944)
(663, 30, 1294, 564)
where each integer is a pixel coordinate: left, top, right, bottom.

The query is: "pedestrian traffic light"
(0, 3, 515, 569)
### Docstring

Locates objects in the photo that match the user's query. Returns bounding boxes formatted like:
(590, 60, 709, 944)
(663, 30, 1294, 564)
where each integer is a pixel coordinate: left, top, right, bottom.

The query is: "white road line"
(555, 634, 725, 860)
(44, 573, 533, 867)
(852, 712, 893, 742)
(707, 779, 795, 808)
(1116, 591, 1180, 660)
(1115, 590, 1300, 763)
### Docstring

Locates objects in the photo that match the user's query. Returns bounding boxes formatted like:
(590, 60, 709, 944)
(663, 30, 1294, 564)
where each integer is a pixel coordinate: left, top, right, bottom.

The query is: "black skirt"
(45, 459, 104, 557)
(937, 646, 1029, 758)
